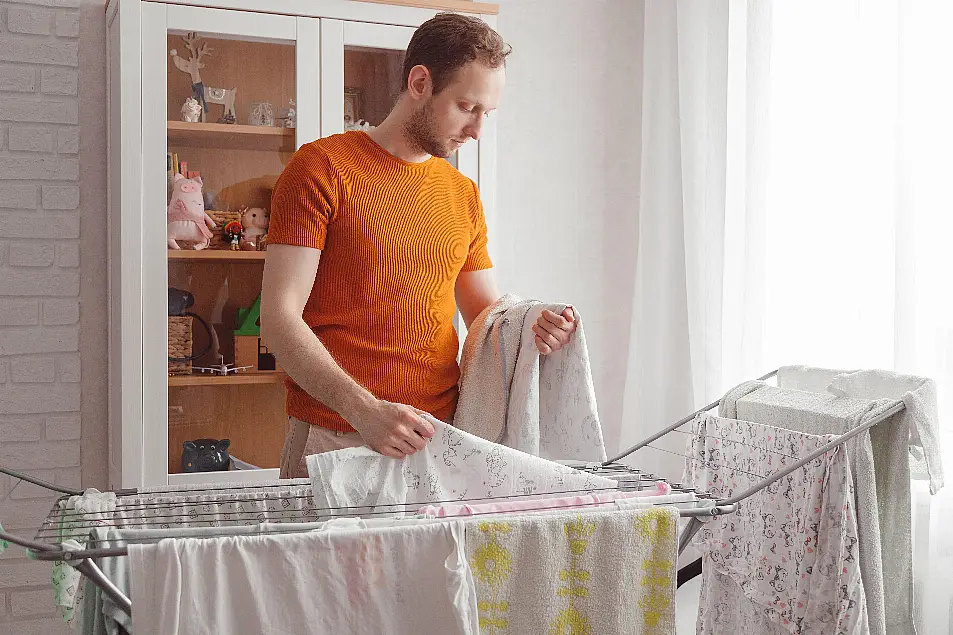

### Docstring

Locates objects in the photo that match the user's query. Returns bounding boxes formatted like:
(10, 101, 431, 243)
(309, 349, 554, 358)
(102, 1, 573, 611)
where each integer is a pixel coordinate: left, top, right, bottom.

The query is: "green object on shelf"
(235, 294, 262, 336)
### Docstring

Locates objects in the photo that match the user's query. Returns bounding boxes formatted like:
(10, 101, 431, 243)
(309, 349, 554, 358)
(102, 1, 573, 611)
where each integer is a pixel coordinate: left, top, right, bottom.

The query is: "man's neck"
(366, 116, 432, 164)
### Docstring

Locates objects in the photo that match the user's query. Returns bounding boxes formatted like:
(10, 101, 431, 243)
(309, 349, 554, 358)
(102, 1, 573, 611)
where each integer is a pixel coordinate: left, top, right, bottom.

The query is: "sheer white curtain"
(624, 0, 953, 629)
(616, 0, 771, 478)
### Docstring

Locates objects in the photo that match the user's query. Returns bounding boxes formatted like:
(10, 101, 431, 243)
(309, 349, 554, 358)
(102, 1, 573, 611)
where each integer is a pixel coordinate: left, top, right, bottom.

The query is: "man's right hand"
(348, 400, 436, 459)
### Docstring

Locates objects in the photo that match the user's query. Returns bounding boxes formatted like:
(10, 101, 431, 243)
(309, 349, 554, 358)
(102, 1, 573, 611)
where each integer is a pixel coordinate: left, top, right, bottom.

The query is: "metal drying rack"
(0, 367, 905, 623)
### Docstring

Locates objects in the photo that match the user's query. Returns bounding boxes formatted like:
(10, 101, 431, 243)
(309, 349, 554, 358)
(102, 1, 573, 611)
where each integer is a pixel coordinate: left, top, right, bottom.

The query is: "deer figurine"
(170, 33, 237, 124)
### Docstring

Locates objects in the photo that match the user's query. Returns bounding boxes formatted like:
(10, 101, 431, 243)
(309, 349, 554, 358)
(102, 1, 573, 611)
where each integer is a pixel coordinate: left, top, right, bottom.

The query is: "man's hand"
(532, 307, 578, 355)
(347, 400, 436, 459)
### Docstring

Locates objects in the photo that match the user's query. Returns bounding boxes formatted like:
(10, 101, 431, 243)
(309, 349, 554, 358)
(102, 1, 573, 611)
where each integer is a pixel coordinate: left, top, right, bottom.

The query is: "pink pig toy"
(167, 174, 216, 250)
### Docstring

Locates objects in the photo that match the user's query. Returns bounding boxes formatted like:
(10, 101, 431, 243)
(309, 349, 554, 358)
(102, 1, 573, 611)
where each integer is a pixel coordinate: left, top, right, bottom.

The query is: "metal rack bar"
(604, 368, 780, 464)
(0, 466, 83, 497)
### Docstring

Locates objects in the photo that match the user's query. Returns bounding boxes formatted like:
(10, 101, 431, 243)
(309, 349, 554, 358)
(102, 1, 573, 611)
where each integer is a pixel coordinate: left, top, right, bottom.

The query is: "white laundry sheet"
(129, 520, 479, 635)
(307, 414, 619, 515)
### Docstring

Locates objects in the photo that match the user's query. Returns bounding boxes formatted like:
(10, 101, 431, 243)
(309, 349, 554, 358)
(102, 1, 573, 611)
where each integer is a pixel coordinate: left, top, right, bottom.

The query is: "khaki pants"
(278, 417, 365, 479)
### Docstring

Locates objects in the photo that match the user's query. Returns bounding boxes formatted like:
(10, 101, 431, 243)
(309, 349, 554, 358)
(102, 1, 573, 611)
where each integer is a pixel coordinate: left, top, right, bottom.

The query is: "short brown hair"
(402, 12, 512, 95)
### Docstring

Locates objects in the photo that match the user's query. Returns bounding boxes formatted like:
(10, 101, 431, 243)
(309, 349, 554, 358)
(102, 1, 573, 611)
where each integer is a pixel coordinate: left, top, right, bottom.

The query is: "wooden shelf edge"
(167, 121, 294, 137)
(168, 250, 267, 262)
(169, 372, 286, 387)
(167, 468, 280, 486)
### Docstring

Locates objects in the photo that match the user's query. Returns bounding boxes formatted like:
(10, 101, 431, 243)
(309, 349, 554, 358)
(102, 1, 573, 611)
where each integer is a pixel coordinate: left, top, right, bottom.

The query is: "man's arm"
(260, 244, 434, 458)
(455, 269, 503, 330)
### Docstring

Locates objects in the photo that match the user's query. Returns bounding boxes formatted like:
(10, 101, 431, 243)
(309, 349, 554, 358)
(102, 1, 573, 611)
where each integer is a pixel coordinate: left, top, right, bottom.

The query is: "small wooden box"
(234, 334, 282, 372)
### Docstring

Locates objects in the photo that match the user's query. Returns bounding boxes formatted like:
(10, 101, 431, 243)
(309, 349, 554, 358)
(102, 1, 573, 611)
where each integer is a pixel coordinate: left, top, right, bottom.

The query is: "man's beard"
(403, 99, 452, 158)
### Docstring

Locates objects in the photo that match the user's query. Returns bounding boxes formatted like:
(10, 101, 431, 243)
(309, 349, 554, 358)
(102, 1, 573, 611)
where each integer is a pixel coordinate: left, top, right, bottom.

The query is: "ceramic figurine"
(181, 96, 202, 123)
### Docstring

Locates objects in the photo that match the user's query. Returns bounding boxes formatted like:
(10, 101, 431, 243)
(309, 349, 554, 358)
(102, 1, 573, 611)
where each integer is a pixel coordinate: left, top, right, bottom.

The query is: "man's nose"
(464, 117, 483, 141)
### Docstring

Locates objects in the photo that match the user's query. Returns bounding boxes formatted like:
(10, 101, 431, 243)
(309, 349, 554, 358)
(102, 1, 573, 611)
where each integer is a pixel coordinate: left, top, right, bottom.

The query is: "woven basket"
(168, 315, 193, 375)
(206, 210, 242, 250)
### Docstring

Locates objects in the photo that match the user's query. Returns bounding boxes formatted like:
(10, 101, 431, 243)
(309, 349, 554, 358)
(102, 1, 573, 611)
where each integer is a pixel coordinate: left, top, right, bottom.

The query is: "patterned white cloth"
(53, 489, 116, 626)
(730, 383, 891, 635)
(455, 294, 607, 461)
(684, 413, 868, 635)
(307, 415, 618, 515)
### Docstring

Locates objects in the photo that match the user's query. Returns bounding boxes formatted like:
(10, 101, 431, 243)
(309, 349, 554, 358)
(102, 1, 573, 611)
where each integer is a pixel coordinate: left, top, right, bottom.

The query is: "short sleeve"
(268, 143, 339, 250)
(462, 180, 493, 272)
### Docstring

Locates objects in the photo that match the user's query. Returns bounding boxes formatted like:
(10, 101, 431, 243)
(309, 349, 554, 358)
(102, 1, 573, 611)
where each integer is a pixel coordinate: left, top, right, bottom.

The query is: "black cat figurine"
(181, 438, 231, 473)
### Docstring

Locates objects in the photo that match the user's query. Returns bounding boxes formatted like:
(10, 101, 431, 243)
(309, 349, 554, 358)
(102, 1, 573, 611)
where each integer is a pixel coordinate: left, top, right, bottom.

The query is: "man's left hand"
(532, 307, 578, 355)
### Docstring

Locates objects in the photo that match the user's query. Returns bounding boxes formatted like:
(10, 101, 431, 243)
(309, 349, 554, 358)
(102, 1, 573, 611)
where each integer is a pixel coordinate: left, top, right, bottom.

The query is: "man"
(262, 12, 579, 478)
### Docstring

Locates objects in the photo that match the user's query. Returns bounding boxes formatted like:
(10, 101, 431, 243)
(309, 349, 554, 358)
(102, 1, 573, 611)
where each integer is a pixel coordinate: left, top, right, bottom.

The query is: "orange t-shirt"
(268, 131, 493, 431)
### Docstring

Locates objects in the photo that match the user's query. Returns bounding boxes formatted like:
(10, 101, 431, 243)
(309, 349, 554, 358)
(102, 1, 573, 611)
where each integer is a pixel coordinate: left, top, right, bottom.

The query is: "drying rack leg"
(74, 558, 132, 619)
(677, 516, 703, 556)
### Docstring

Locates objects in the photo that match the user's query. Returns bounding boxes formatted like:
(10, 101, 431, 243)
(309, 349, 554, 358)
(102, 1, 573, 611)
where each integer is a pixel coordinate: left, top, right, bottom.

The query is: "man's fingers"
(404, 429, 427, 451)
(541, 309, 572, 330)
(535, 334, 553, 355)
(534, 326, 561, 348)
(405, 407, 436, 438)
(562, 306, 578, 326)
(379, 445, 404, 459)
(535, 317, 561, 338)
(414, 417, 435, 438)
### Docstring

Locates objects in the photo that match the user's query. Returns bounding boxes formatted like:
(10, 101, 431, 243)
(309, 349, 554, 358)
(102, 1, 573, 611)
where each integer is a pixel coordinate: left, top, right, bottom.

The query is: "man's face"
(404, 61, 505, 158)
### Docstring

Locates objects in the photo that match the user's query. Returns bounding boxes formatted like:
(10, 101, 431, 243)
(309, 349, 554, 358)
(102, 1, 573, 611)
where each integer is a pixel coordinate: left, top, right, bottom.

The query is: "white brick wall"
(0, 0, 81, 632)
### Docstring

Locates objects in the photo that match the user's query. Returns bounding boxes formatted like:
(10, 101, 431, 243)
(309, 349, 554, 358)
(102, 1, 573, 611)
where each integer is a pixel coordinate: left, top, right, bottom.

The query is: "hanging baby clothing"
(685, 413, 868, 635)
(722, 381, 890, 635)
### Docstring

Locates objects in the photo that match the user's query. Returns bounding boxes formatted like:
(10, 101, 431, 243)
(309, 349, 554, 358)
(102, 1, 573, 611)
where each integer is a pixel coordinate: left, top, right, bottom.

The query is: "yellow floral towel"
(464, 507, 678, 634)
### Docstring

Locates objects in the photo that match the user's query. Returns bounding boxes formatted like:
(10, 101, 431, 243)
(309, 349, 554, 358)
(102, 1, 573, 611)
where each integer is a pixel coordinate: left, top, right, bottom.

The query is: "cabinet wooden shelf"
(167, 121, 295, 152)
(168, 372, 286, 387)
(168, 250, 267, 262)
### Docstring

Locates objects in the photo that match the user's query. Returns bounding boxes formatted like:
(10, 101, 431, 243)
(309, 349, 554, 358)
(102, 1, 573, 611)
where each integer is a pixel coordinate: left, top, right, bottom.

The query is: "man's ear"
(406, 64, 432, 100)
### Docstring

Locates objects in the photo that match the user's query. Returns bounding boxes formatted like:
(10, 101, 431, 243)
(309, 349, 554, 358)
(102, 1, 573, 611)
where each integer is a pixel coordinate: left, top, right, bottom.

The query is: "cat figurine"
(167, 174, 216, 250)
(181, 438, 231, 473)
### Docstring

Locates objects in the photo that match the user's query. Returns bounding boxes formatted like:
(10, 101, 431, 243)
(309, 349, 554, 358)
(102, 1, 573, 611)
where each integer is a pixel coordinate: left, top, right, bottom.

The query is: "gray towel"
(719, 383, 890, 635)
(717, 380, 765, 418)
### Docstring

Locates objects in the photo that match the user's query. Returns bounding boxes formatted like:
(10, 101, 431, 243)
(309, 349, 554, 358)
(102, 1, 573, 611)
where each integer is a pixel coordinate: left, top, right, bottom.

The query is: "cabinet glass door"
(141, 4, 318, 486)
(321, 20, 469, 172)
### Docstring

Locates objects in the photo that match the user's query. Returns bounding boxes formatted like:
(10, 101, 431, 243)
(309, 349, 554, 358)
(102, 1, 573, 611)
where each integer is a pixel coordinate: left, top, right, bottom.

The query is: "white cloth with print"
(685, 413, 868, 635)
(307, 415, 617, 515)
